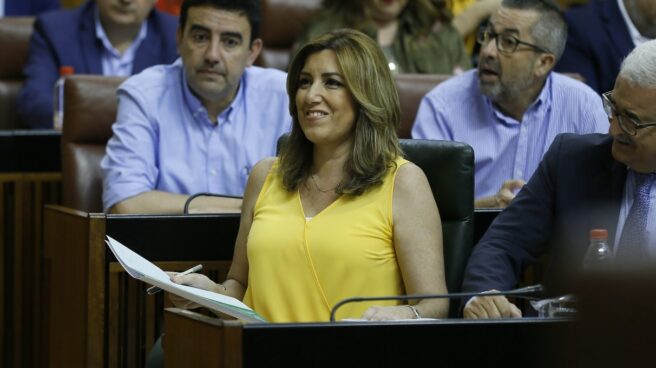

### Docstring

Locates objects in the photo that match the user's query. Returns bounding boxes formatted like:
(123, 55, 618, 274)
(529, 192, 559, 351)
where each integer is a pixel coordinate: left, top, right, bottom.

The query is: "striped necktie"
(616, 172, 656, 261)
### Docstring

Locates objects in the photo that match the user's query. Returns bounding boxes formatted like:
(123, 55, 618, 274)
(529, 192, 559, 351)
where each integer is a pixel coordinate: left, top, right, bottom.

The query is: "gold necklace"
(310, 174, 338, 193)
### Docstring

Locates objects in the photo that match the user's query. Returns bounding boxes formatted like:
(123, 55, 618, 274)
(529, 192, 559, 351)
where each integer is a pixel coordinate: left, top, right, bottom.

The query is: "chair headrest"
(0, 17, 34, 78)
(62, 75, 126, 144)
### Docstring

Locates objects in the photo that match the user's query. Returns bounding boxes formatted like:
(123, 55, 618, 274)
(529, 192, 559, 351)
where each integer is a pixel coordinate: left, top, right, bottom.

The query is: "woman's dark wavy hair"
(279, 29, 402, 196)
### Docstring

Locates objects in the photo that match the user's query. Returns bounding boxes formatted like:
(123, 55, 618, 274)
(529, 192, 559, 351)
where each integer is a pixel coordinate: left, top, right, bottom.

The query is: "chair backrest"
(394, 74, 451, 139)
(399, 138, 474, 317)
(61, 75, 125, 212)
(0, 17, 35, 130)
(257, 0, 321, 71)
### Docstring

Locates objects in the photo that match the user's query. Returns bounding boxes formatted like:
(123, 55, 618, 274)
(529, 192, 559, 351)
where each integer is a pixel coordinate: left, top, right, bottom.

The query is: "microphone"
(329, 284, 544, 322)
(183, 192, 243, 214)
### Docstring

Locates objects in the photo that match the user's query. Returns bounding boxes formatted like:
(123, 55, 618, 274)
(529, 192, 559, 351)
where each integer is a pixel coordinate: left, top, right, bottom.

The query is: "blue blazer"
(17, 0, 178, 129)
(462, 134, 626, 298)
(555, 0, 634, 94)
(4, 0, 59, 16)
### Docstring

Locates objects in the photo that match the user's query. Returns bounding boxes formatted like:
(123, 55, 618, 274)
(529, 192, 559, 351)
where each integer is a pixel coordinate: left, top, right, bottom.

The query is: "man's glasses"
(602, 92, 656, 136)
(477, 27, 551, 55)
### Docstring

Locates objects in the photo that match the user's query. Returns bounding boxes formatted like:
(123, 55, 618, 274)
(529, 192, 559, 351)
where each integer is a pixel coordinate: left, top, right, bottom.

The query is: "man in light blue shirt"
(412, 0, 608, 208)
(101, 0, 291, 214)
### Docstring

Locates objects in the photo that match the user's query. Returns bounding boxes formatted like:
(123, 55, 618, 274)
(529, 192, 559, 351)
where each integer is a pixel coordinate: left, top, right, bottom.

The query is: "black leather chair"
(400, 139, 474, 317)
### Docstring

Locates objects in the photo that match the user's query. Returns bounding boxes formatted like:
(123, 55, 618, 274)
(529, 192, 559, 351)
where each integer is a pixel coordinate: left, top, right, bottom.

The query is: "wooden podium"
(43, 207, 241, 367)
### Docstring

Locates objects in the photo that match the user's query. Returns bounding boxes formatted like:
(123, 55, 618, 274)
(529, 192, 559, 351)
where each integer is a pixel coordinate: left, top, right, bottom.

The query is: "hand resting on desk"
(463, 290, 522, 319)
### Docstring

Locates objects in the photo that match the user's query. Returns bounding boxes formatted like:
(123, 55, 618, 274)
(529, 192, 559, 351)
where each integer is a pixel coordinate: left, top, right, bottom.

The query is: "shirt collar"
(180, 61, 247, 127)
(617, 0, 649, 46)
(94, 9, 149, 59)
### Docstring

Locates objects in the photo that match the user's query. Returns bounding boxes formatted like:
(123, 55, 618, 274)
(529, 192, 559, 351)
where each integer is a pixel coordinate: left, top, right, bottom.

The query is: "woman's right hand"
(166, 272, 226, 309)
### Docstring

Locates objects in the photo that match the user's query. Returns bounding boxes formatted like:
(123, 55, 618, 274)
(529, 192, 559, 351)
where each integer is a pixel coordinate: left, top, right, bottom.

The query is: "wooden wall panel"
(0, 173, 61, 368)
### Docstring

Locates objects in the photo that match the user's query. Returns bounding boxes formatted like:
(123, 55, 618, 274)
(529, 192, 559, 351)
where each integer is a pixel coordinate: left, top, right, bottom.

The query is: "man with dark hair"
(17, 0, 178, 129)
(556, 0, 656, 94)
(463, 40, 656, 319)
(101, 0, 291, 214)
(412, 0, 607, 208)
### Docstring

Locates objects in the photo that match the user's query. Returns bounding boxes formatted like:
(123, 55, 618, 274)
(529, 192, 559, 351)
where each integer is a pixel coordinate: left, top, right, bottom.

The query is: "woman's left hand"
(360, 305, 417, 321)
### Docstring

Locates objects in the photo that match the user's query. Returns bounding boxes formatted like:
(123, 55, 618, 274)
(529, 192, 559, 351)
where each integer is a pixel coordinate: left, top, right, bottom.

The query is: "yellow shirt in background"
(451, 0, 477, 54)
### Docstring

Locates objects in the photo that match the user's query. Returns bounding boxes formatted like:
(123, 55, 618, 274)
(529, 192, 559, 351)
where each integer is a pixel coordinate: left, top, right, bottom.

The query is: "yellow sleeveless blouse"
(243, 158, 409, 322)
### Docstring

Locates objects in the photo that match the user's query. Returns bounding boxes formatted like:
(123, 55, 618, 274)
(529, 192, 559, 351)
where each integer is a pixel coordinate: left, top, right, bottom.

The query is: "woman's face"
(295, 50, 357, 148)
(365, 0, 409, 23)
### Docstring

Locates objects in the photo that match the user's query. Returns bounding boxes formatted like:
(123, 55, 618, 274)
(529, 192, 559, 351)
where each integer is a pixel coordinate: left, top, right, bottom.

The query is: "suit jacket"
(462, 133, 626, 297)
(17, 0, 178, 129)
(555, 0, 634, 94)
(4, 0, 59, 16)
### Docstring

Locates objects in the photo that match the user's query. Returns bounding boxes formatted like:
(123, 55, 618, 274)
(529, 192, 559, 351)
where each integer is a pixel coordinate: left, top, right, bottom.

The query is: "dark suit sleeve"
(555, 11, 599, 93)
(17, 18, 59, 129)
(461, 135, 566, 294)
(32, 0, 60, 13)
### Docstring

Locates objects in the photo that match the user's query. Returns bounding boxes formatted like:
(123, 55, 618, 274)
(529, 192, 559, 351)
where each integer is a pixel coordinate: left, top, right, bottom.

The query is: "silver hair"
(618, 40, 656, 88)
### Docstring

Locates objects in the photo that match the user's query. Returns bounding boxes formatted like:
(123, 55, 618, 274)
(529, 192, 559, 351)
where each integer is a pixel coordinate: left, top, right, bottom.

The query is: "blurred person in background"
(17, 0, 178, 128)
(556, 0, 656, 94)
(295, 0, 470, 74)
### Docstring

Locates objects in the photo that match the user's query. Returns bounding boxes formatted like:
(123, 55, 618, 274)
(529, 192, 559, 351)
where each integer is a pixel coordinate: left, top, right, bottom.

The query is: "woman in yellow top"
(171, 29, 448, 322)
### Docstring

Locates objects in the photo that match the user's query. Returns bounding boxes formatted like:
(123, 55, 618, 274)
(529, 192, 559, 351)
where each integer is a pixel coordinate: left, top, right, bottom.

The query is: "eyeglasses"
(477, 27, 551, 55)
(602, 91, 656, 136)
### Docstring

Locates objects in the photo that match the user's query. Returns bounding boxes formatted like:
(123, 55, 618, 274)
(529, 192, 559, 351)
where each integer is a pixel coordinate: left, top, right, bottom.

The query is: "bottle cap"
(590, 229, 608, 240)
(59, 66, 74, 76)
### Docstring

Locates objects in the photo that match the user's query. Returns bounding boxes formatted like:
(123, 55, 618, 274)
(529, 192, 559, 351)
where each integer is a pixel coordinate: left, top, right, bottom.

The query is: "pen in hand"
(146, 264, 203, 295)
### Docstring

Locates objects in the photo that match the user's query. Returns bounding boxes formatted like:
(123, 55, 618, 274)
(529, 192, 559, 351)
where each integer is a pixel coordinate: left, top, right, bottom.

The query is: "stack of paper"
(105, 235, 266, 323)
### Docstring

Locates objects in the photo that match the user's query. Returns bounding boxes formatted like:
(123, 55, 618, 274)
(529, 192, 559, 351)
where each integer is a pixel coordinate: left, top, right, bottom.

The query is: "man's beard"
(478, 72, 534, 101)
(479, 80, 504, 99)
(477, 59, 506, 99)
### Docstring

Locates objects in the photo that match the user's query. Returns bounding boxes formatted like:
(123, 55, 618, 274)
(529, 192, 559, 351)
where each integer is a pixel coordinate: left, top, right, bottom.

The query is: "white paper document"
(105, 235, 266, 323)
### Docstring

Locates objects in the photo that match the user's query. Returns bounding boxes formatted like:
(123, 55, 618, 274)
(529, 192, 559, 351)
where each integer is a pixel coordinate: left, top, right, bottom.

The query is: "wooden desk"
(164, 308, 572, 367)
(43, 207, 240, 367)
(0, 130, 61, 368)
(41, 205, 504, 367)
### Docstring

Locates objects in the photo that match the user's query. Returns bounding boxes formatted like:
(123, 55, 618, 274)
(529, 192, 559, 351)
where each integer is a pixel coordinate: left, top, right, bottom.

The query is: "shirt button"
(210, 169, 217, 176)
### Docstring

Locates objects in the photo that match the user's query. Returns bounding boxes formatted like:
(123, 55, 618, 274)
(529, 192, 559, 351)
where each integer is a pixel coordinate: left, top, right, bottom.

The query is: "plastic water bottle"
(583, 229, 613, 270)
(53, 65, 74, 130)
